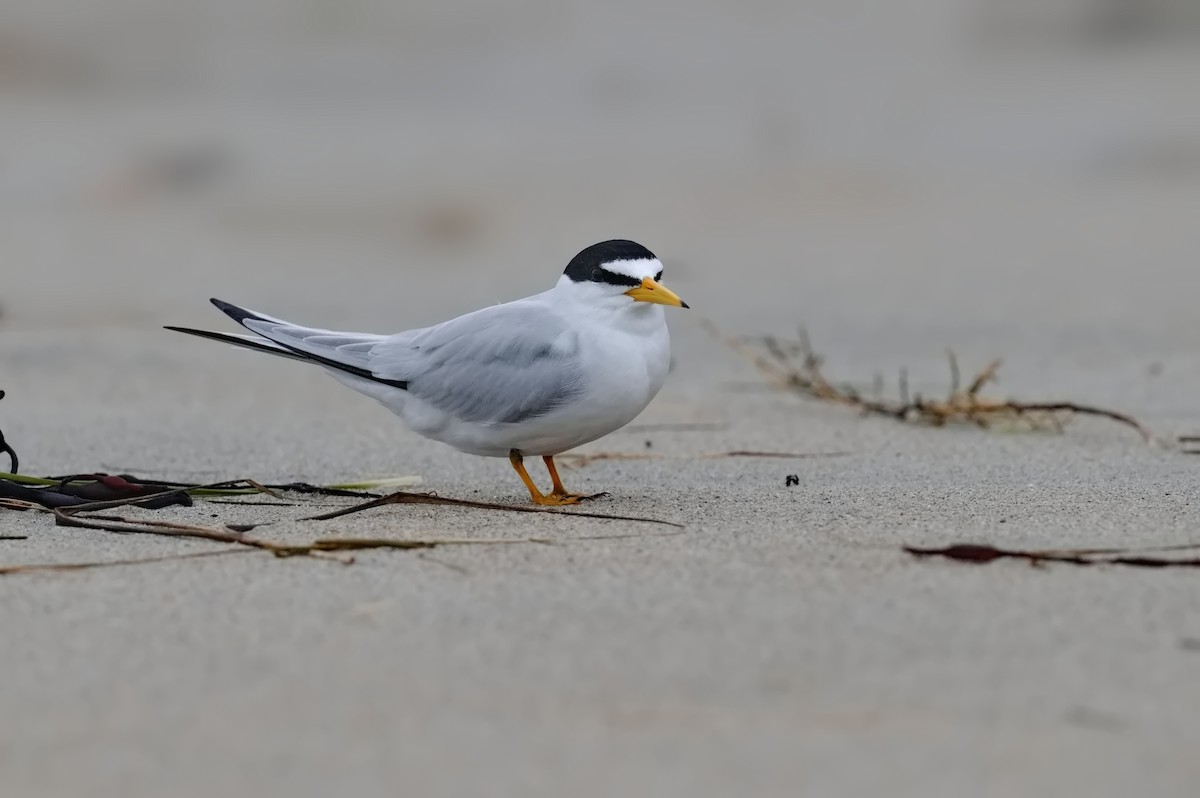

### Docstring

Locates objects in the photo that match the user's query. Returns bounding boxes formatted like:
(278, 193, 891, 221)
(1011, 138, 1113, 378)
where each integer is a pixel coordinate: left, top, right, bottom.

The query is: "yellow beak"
(624, 277, 689, 308)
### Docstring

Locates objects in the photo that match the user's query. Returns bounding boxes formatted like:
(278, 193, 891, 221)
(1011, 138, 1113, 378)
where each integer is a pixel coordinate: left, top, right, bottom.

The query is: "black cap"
(563, 240, 659, 287)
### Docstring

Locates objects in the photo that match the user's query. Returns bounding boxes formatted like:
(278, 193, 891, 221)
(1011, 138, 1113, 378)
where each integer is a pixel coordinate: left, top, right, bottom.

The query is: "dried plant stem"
(39, 508, 554, 568)
(905, 542, 1200, 569)
(301, 490, 684, 527)
(0, 486, 687, 576)
(0, 389, 16, 474)
(705, 320, 1154, 443)
(0, 547, 250, 575)
(557, 450, 851, 469)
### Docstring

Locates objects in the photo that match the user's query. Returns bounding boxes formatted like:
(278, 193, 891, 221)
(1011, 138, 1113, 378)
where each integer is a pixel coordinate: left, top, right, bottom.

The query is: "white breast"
(409, 304, 670, 457)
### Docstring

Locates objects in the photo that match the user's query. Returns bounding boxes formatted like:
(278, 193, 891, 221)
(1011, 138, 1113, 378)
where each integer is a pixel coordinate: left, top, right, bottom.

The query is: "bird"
(166, 239, 689, 505)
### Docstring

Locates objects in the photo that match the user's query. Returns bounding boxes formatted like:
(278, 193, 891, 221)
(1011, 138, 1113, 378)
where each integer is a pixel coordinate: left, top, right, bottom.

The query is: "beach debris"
(0, 474, 685, 576)
(785, 474, 800, 487)
(557, 449, 849, 469)
(1178, 435, 1200, 454)
(0, 473, 194, 509)
(904, 542, 1200, 569)
(0, 390, 17, 474)
(0, 395, 679, 572)
(0, 472, 429, 512)
(298, 490, 682, 528)
(707, 321, 1153, 442)
(0, 400, 678, 576)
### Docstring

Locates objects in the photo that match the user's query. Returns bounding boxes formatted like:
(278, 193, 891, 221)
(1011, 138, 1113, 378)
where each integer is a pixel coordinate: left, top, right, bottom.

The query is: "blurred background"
(2, 0, 1199, 419)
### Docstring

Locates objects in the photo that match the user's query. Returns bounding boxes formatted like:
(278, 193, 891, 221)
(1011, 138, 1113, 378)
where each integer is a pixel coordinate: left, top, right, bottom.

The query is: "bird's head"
(557, 240, 688, 312)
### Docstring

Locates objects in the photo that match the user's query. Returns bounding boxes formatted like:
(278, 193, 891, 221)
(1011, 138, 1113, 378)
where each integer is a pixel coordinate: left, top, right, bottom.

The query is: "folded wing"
(369, 300, 584, 424)
(169, 297, 584, 425)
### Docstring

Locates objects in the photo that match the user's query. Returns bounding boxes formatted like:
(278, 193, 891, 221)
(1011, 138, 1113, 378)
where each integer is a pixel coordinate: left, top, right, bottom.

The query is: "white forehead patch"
(602, 258, 663, 280)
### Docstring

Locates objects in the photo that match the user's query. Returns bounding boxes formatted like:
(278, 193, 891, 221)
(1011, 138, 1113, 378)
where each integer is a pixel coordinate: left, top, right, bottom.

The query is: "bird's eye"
(654, 270, 663, 281)
(591, 267, 603, 280)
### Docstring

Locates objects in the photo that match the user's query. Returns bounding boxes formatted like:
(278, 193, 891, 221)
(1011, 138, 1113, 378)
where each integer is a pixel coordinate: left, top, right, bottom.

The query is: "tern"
(167, 240, 688, 505)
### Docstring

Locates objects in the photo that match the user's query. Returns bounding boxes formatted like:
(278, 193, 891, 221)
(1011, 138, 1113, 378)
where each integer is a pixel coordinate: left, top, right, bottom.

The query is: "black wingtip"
(209, 297, 255, 324)
(163, 324, 312, 362)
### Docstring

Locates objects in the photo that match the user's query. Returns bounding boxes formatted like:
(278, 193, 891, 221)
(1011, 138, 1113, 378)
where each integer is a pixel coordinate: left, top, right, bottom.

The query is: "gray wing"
(368, 300, 584, 424)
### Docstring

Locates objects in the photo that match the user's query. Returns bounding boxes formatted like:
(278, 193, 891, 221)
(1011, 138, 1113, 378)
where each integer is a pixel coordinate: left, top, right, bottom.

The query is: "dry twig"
(0, 390, 17, 474)
(0, 486, 686, 576)
(704, 320, 1153, 442)
(1178, 435, 1200, 455)
(299, 490, 683, 527)
(557, 450, 850, 468)
(0, 547, 250, 575)
(905, 542, 1200, 569)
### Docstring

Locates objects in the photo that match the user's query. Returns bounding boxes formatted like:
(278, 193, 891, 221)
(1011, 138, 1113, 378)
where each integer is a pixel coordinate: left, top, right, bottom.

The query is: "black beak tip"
(680, 300, 690, 309)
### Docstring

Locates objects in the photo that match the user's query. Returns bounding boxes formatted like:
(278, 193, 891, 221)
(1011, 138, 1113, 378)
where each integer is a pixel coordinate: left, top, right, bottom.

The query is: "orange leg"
(508, 450, 579, 506)
(542, 455, 573, 498)
(543, 455, 605, 502)
(508, 451, 603, 506)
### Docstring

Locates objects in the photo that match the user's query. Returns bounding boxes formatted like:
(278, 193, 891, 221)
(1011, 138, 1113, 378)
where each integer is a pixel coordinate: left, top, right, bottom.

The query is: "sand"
(2, 2, 1200, 795)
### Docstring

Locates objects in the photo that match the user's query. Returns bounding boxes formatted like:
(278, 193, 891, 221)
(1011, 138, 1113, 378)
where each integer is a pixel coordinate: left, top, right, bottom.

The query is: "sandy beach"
(2, 2, 1200, 795)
